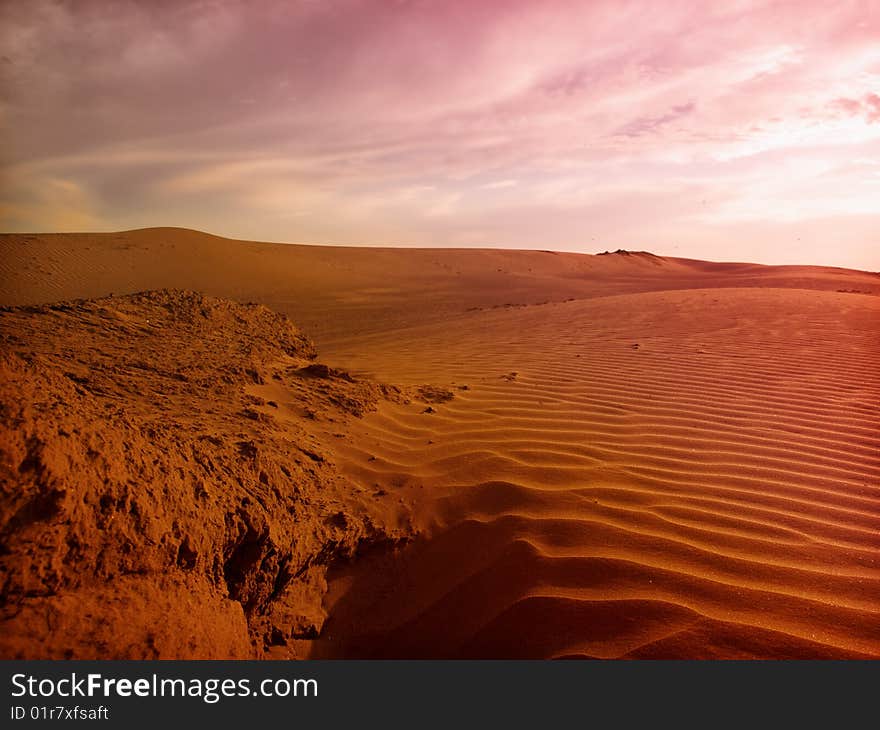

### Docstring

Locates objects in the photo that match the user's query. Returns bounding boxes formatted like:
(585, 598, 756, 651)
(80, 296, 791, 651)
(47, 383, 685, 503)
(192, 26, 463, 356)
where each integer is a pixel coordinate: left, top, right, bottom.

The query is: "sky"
(1, 0, 879, 269)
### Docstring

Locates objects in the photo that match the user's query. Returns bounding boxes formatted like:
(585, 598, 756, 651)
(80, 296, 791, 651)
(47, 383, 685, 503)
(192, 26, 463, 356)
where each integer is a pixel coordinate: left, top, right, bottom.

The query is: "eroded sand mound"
(0, 290, 412, 659)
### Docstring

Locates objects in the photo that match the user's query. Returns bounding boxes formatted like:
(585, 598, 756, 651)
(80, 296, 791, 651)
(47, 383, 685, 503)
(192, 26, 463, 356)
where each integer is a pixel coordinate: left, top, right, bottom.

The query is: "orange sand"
(1, 228, 878, 658)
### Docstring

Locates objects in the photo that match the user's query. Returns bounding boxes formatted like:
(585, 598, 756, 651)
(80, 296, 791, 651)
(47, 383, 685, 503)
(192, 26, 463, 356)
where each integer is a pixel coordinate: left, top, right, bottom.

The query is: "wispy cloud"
(1, 0, 878, 268)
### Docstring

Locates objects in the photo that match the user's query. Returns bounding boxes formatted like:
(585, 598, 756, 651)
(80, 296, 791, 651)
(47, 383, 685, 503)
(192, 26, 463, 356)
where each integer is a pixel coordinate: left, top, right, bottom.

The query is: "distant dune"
(1, 229, 878, 658)
(1, 228, 877, 349)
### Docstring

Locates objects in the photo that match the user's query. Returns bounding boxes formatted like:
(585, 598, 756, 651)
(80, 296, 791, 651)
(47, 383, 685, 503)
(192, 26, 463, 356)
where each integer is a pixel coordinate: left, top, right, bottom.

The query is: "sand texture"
(0, 290, 413, 658)
(1, 228, 878, 659)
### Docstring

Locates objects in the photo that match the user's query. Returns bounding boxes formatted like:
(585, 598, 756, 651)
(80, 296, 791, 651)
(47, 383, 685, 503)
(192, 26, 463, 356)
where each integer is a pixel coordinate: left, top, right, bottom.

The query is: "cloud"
(0, 0, 878, 268)
(0, 173, 105, 231)
(832, 93, 880, 123)
(614, 102, 696, 139)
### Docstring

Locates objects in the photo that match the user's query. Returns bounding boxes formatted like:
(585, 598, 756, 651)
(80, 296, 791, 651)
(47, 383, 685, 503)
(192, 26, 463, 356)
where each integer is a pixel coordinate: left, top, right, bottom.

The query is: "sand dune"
(307, 287, 880, 658)
(1, 228, 877, 349)
(1, 228, 878, 658)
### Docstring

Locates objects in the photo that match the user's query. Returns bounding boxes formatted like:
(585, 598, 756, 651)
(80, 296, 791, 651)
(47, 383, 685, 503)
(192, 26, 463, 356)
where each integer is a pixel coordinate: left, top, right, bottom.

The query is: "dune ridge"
(1, 229, 877, 348)
(1, 228, 878, 659)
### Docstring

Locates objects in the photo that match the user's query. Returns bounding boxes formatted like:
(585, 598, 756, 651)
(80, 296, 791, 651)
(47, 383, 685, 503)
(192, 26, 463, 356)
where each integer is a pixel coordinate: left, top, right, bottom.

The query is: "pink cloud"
(1, 0, 878, 269)
(831, 93, 880, 123)
(865, 93, 880, 122)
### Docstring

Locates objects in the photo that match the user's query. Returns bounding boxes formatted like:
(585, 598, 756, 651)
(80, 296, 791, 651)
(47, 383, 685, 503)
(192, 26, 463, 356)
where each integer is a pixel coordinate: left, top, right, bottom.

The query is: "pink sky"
(1, 0, 879, 269)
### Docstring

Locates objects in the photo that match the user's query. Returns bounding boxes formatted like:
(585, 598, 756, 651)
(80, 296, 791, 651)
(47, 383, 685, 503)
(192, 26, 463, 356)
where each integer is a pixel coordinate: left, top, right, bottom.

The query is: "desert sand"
(1, 228, 878, 659)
